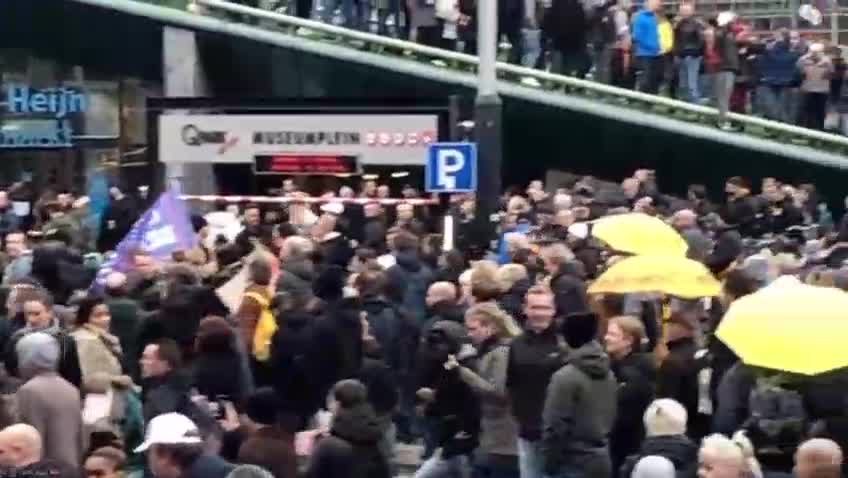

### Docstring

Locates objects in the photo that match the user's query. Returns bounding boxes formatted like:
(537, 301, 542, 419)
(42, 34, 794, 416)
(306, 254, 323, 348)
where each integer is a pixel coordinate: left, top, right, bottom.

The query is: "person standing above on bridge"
(713, 11, 740, 131)
(544, 0, 589, 78)
(797, 42, 834, 131)
(632, 0, 664, 93)
(674, 1, 704, 103)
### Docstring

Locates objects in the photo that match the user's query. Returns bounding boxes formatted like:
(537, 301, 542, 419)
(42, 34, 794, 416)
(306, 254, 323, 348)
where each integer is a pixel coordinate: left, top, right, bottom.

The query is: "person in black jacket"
(544, 0, 589, 77)
(507, 285, 568, 478)
(305, 380, 391, 478)
(674, 3, 705, 103)
(540, 243, 590, 317)
(270, 290, 321, 428)
(657, 309, 705, 440)
(604, 316, 657, 472)
(5, 293, 81, 390)
(415, 321, 481, 475)
(721, 177, 761, 237)
(309, 267, 364, 409)
(190, 317, 252, 412)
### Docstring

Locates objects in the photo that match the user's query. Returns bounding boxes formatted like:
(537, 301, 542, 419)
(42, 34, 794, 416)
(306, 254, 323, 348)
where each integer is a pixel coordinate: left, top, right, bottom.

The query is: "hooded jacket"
(276, 258, 315, 296)
(542, 341, 618, 476)
(306, 404, 392, 478)
(386, 251, 434, 322)
(759, 40, 802, 87)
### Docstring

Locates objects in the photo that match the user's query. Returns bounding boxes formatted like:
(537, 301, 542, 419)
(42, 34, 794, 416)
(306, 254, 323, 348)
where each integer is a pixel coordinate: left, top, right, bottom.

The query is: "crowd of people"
(0, 169, 846, 478)
(221, 0, 848, 133)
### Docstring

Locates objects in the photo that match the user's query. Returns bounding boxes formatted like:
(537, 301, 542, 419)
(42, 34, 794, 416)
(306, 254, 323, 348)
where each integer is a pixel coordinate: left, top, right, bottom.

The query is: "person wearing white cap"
(797, 41, 834, 130)
(136, 413, 234, 478)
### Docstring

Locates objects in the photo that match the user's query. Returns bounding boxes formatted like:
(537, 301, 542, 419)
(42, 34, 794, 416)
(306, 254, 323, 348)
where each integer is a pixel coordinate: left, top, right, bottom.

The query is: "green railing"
(112, 0, 848, 157)
(187, 0, 848, 156)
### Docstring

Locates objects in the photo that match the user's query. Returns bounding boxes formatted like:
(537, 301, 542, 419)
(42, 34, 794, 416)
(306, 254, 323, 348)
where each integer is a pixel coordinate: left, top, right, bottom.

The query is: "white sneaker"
(521, 77, 542, 87)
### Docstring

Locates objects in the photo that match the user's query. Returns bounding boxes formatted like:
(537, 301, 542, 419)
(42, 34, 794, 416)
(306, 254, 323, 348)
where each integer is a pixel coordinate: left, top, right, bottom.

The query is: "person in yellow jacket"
(658, 12, 677, 97)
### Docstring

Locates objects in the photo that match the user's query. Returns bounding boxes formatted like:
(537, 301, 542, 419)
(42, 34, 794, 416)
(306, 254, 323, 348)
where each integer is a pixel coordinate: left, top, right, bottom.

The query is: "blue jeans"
(756, 85, 794, 123)
(416, 454, 472, 478)
(521, 28, 541, 68)
(517, 438, 547, 478)
(678, 56, 702, 103)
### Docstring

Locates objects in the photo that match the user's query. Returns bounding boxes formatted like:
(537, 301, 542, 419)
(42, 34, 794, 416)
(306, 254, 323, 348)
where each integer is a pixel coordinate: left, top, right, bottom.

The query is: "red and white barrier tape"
(180, 195, 439, 206)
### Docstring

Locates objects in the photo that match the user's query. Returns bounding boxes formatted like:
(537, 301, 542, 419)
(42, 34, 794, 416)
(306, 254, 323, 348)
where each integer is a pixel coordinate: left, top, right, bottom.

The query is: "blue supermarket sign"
(0, 85, 88, 149)
(425, 142, 477, 193)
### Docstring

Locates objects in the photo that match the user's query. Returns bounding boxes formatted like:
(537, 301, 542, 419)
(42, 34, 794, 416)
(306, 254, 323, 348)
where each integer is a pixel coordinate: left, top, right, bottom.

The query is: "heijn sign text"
(0, 85, 87, 149)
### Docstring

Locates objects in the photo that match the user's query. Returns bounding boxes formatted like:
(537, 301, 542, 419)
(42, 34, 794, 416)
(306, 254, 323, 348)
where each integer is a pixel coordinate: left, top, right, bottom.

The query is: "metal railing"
(185, 0, 848, 157)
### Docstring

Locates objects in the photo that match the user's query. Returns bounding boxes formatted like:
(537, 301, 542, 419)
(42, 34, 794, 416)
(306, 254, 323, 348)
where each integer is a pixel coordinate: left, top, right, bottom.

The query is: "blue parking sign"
(425, 142, 477, 193)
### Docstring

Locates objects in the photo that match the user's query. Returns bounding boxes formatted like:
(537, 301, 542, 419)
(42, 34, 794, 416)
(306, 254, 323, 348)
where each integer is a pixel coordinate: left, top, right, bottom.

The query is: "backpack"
(244, 291, 277, 362)
(744, 377, 808, 453)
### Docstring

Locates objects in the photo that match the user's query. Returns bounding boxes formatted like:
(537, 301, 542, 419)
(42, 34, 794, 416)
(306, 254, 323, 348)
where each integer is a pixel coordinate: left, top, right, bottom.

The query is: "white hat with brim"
(134, 413, 203, 453)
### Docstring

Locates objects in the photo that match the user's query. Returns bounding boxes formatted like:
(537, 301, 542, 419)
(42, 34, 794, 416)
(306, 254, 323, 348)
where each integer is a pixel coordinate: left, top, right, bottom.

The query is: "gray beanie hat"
(631, 455, 676, 478)
(226, 465, 275, 478)
(16, 332, 60, 375)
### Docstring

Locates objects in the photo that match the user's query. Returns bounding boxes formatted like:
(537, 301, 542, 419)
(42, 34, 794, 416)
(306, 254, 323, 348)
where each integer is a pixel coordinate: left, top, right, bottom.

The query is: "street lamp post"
(472, 0, 503, 253)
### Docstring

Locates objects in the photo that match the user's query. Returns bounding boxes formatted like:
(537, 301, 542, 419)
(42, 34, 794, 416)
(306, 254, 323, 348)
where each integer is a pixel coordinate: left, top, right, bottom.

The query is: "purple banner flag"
(93, 190, 196, 288)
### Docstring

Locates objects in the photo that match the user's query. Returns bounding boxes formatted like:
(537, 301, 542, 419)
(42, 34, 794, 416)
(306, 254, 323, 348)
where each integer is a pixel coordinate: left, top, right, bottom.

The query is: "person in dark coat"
(237, 388, 299, 478)
(104, 273, 144, 379)
(544, 0, 589, 77)
(620, 398, 698, 478)
(5, 294, 82, 390)
(497, 265, 531, 325)
(358, 335, 400, 469)
(542, 312, 618, 478)
(415, 321, 481, 473)
(422, 282, 465, 334)
(139, 339, 194, 423)
(362, 203, 388, 254)
(385, 231, 434, 323)
(541, 243, 590, 317)
(305, 380, 391, 478)
(97, 187, 138, 253)
(507, 285, 569, 478)
(721, 177, 761, 237)
(191, 317, 253, 410)
(136, 413, 234, 478)
(657, 310, 704, 440)
(270, 291, 321, 427)
(604, 316, 658, 472)
(309, 267, 364, 408)
(276, 236, 315, 297)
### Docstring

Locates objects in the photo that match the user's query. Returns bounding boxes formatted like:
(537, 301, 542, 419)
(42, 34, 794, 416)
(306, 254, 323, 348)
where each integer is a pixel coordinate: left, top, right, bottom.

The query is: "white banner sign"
(158, 113, 440, 166)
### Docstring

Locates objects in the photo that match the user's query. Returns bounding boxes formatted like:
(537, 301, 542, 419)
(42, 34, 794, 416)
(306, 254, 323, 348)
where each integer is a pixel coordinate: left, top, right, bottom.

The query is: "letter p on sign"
(425, 142, 477, 193)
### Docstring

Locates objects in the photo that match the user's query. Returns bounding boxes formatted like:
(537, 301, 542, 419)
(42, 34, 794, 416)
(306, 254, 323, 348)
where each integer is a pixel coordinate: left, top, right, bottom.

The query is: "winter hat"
(631, 455, 676, 478)
(561, 312, 599, 349)
(245, 387, 278, 426)
(227, 465, 275, 478)
(16, 332, 60, 376)
(312, 265, 346, 301)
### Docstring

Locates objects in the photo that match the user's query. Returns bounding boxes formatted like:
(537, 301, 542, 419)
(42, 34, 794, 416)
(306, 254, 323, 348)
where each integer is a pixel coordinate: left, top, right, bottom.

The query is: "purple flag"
(93, 190, 196, 289)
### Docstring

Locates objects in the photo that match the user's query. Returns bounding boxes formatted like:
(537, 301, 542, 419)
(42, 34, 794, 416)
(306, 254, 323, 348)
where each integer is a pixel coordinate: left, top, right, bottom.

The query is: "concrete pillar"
(162, 26, 216, 196)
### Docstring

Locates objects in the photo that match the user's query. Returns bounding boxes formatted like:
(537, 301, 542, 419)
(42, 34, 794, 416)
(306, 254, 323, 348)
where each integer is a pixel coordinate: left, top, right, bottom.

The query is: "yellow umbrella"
(592, 213, 688, 256)
(588, 255, 721, 298)
(716, 276, 848, 375)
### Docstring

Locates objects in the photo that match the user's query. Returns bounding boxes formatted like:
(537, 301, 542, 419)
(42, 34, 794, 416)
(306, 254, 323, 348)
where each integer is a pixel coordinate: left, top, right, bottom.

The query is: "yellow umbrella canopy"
(588, 255, 721, 299)
(716, 276, 848, 375)
(592, 213, 688, 256)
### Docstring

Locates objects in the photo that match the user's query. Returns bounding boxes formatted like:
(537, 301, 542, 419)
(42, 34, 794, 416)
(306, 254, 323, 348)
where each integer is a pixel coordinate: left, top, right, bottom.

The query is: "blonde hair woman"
(443, 302, 521, 475)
